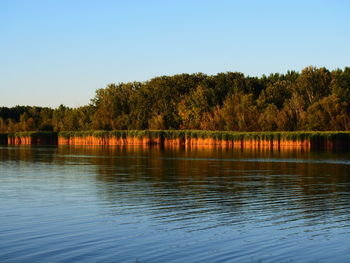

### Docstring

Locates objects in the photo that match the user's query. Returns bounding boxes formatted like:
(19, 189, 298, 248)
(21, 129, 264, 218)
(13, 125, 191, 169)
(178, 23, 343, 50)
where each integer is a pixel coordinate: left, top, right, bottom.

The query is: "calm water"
(1, 146, 350, 263)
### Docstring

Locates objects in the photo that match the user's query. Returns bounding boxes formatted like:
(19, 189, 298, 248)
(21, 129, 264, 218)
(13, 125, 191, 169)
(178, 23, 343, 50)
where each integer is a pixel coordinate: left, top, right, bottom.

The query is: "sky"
(1, 0, 349, 108)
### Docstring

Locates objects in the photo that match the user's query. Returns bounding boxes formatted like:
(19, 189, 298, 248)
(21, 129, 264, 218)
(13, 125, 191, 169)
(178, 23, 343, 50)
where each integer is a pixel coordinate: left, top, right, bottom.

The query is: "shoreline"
(1, 130, 350, 150)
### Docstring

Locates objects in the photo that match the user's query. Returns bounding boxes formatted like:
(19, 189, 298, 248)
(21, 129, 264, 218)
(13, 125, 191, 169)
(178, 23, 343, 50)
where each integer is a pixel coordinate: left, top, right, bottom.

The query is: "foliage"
(1, 66, 350, 132)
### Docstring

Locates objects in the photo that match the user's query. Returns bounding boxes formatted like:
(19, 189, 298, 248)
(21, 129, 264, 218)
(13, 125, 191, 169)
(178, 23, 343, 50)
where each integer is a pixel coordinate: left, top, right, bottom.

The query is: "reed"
(57, 130, 350, 146)
(3, 130, 350, 149)
(7, 131, 58, 145)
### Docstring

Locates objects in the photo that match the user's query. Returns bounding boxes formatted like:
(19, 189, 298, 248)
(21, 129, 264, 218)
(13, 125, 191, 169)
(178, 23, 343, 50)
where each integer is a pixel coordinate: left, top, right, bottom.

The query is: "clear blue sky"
(1, 0, 349, 107)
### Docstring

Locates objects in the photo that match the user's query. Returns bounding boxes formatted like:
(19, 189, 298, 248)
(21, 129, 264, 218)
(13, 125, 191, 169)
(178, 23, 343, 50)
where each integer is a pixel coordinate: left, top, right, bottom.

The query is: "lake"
(1, 146, 350, 262)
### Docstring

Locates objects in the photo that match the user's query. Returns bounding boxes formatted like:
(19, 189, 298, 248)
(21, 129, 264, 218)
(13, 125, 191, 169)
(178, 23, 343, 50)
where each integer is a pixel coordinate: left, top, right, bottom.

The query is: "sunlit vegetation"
(4, 130, 350, 144)
(2, 130, 350, 150)
(58, 130, 350, 142)
(1, 66, 350, 132)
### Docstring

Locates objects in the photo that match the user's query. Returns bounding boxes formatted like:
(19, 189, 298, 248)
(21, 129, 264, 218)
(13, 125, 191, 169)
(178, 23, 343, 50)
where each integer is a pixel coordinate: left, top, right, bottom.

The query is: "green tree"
(178, 85, 214, 129)
(148, 114, 165, 130)
(276, 93, 307, 131)
(258, 104, 279, 131)
(307, 95, 350, 130)
(199, 107, 225, 130)
(221, 93, 259, 131)
(257, 80, 291, 109)
(91, 83, 137, 130)
(296, 66, 331, 105)
(330, 67, 350, 102)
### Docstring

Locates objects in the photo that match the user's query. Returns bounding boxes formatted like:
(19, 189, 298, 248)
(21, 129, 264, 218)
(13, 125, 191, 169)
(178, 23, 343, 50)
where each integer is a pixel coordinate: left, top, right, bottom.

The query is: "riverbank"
(5, 132, 58, 145)
(1, 130, 350, 150)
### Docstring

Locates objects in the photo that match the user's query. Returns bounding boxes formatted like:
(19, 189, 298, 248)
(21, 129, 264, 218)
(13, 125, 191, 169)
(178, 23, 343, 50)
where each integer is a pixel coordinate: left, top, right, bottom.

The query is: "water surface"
(1, 146, 350, 262)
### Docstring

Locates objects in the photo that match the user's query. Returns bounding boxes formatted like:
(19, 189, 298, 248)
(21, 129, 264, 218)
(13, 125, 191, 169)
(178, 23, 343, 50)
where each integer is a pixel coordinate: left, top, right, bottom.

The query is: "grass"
(57, 130, 350, 143)
(2, 130, 350, 149)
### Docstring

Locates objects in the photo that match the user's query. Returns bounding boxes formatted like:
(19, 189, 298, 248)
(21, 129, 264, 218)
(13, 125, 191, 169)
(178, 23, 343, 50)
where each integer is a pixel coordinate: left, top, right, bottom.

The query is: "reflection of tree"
(64, 146, 350, 229)
(0, 145, 57, 164)
(3, 145, 350, 230)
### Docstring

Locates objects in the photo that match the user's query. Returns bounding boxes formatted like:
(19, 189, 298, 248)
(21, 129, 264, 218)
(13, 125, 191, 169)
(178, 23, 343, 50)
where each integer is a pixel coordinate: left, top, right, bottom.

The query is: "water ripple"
(1, 146, 350, 262)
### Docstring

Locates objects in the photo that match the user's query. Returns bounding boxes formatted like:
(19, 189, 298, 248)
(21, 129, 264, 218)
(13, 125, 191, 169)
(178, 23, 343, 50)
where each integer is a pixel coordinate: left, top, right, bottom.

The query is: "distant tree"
(258, 104, 279, 131)
(26, 117, 36, 131)
(7, 119, 16, 132)
(19, 112, 29, 131)
(296, 66, 331, 105)
(307, 95, 350, 130)
(221, 93, 259, 131)
(52, 104, 67, 131)
(0, 117, 7, 132)
(276, 93, 307, 131)
(257, 80, 291, 109)
(178, 85, 214, 129)
(2, 66, 350, 133)
(330, 67, 350, 102)
(199, 107, 225, 130)
(148, 114, 165, 130)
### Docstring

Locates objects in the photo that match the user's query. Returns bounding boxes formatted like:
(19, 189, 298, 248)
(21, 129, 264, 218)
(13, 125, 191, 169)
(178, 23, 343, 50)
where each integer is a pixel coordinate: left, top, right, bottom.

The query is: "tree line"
(1, 66, 350, 132)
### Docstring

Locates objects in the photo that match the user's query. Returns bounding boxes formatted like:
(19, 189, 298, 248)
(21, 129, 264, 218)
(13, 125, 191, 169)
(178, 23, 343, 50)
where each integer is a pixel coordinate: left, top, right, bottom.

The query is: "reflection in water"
(1, 145, 350, 262)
